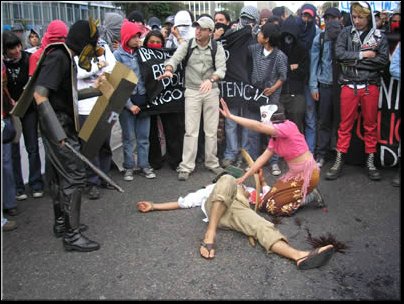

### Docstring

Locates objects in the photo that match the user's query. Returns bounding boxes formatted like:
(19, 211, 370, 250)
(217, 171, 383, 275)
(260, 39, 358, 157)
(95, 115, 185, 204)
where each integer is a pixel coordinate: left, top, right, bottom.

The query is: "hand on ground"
(136, 201, 153, 213)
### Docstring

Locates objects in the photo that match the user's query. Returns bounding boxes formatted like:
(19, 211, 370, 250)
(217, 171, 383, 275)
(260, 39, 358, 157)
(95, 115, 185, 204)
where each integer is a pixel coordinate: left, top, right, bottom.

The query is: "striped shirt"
(248, 44, 288, 103)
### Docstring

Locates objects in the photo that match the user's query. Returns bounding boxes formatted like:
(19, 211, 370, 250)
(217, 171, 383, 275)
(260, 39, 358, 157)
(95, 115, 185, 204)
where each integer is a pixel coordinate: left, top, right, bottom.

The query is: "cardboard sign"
(79, 61, 137, 159)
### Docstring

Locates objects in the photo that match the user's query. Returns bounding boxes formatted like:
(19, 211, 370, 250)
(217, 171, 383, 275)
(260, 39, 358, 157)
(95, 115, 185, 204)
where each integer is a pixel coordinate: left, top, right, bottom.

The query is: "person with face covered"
(326, 1, 389, 181)
(143, 30, 185, 171)
(213, 11, 231, 40)
(220, 6, 261, 170)
(30, 19, 102, 252)
(309, 8, 343, 169)
(296, 4, 321, 157)
(114, 19, 157, 181)
(280, 16, 309, 136)
(220, 98, 325, 217)
(165, 10, 194, 49)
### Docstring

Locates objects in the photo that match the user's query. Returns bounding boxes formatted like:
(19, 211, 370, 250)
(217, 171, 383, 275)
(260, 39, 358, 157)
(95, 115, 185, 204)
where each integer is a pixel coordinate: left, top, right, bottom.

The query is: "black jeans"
(12, 109, 44, 193)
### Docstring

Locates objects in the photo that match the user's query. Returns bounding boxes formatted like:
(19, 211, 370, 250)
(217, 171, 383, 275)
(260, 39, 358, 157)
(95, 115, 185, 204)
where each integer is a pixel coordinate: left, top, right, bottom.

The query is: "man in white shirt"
(137, 174, 335, 270)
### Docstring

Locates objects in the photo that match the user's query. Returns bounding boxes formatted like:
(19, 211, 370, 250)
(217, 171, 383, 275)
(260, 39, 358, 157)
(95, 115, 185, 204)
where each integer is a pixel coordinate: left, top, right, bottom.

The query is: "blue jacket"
(389, 42, 400, 80)
(309, 33, 334, 93)
(113, 45, 146, 110)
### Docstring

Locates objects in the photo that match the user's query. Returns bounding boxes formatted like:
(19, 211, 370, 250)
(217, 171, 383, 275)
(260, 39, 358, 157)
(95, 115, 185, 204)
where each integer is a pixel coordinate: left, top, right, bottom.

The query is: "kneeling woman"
(219, 98, 324, 216)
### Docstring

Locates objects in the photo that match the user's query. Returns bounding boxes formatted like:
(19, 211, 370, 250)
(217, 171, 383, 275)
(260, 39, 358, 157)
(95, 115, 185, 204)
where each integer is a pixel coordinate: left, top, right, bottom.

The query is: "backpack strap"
(182, 38, 217, 71)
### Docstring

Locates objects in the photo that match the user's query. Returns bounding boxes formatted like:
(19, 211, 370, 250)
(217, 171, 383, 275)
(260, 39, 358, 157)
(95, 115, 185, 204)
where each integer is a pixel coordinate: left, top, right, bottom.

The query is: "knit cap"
(240, 6, 259, 23)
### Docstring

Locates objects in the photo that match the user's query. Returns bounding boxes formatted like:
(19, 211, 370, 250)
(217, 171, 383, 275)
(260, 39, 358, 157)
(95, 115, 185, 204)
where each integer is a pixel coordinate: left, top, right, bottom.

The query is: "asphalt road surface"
(2, 160, 400, 300)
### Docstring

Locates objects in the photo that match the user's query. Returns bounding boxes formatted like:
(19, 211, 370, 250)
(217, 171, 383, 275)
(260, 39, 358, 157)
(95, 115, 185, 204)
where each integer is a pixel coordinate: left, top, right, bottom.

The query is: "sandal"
(296, 245, 335, 270)
(200, 241, 215, 260)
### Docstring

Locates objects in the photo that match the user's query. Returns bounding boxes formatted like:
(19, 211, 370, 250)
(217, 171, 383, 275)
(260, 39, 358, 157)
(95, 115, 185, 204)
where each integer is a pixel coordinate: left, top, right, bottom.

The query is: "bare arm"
(137, 201, 180, 213)
(237, 149, 273, 184)
(219, 98, 277, 136)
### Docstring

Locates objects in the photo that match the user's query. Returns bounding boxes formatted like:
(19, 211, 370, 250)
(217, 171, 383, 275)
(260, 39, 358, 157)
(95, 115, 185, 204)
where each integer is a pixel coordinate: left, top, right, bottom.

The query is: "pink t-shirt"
(267, 120, 308, 161)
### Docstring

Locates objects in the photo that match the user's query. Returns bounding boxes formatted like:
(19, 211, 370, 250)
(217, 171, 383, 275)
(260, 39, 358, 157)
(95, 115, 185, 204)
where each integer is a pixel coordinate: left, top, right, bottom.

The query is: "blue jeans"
(79, 115, 112, 186)
(2, 140, 17, 209)
(223, 104, 261, 161)
(12, 110, 44, 193)
(304, 85, 317, 154)
(119, 108, 151, 170)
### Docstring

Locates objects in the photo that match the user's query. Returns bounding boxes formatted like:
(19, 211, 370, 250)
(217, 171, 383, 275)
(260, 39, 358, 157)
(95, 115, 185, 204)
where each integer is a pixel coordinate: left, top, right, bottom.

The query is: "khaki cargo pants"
(205, 175, 287, 252)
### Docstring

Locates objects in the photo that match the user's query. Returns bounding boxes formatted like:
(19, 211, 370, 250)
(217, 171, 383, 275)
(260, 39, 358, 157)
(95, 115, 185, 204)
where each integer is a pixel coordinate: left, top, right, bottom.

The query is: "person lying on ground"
(219, 98, 325, 216)
(136, 174, 335, 270)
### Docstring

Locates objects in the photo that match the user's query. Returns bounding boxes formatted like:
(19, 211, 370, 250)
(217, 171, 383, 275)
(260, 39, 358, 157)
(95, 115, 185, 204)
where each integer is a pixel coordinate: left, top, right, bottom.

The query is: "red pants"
(336, 85, 379, 154)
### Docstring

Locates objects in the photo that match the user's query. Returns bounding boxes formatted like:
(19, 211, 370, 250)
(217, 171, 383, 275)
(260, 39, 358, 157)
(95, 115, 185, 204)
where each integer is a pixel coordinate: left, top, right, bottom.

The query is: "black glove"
(78, 87, 102, 100)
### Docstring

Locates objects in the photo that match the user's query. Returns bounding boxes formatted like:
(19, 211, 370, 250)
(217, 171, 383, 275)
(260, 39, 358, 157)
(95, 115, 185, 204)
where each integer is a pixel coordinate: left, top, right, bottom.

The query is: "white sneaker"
(142, 168, 156, 179)
(123, 169, 134, 181)
(16, 192, 28, 201)
(33, 191, 44, 198)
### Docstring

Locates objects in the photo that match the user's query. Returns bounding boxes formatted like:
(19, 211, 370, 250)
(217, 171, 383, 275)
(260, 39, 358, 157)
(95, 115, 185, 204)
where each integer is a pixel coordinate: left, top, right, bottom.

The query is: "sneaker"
(316, 158, 325, 168)
(178, 171, 190, 181)
(221, 159, 234, 168)
(88, 185, 100, 200)
(142, 167, 156, 179)
(16, 192, 28, 201)
(2, 219, 18, 232)
(271, 164, 281, 176)
(208, 166, 225, 175)
(32, 190, 44, 198)
(123, 169, 134, 181)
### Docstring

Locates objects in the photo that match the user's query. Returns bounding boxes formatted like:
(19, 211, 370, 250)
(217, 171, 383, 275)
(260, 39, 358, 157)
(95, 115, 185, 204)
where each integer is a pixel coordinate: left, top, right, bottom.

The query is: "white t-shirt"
(76, 43, 116, 115)
(177, 184, 271, 222)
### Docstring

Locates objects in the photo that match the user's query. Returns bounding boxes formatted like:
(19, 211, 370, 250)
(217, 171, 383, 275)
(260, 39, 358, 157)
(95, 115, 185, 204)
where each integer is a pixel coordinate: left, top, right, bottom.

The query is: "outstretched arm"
(219, 98, 277, 136)
(237, 149, 273, 184)
(137, 201, 180, 213)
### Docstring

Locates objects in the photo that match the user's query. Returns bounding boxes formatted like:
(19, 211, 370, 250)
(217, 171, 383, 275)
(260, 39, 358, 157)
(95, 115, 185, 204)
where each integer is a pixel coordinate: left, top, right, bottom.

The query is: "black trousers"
(149, 112, 185, 170)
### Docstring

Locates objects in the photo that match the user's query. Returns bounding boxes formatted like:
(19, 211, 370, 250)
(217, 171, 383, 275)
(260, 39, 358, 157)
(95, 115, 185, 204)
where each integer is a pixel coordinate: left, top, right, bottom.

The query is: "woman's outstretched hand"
(219, 98, 231, 118)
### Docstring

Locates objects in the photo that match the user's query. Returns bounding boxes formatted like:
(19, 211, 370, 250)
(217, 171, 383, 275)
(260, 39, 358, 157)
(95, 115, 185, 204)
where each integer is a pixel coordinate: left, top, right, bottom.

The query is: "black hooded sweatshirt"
(280, 16, 309, 95)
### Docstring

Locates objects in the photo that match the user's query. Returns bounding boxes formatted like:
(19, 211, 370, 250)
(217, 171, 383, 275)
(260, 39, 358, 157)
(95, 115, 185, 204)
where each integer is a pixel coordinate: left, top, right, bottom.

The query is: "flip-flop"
(296, 245, 335, 270)
(200, 241, 215, 260)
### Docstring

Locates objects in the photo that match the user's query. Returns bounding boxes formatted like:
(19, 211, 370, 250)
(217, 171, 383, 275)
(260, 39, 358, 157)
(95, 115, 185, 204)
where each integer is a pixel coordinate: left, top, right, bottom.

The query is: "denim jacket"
(113, 45, 146, 110)
(309, 33, 334, 94)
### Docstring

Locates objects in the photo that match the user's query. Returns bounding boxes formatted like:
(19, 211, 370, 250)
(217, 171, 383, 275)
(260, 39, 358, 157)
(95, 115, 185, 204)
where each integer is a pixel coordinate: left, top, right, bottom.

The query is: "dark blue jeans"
(12, 110, 44, 193)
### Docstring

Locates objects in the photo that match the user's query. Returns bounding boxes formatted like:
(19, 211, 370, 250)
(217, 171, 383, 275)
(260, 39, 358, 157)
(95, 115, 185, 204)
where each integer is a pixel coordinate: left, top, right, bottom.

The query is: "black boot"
(366, 153, 381, 181)
(53, 189, 88, 238)
(326, 150, 344, 180)
(62, 189, 100, 252)
(301, 188, 326, 208)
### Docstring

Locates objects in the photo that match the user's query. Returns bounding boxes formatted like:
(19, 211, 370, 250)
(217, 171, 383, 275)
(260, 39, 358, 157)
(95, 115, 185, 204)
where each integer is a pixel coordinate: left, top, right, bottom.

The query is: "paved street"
(1, 160, 400, 300)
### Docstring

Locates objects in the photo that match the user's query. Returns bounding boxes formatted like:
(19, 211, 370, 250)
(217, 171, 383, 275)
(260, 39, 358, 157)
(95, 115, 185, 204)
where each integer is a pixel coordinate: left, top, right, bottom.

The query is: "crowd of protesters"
(1, 0, 400, 262)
